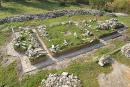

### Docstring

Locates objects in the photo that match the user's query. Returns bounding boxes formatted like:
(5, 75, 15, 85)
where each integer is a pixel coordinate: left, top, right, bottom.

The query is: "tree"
(0, 0, 2, 8)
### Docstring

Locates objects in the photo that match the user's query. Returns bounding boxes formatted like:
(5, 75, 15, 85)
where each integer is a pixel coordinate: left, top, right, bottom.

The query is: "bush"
(106, 0, 130, 13)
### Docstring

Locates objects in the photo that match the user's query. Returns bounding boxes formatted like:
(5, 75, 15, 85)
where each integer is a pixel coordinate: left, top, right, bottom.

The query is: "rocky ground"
(40, 72, 82, 87)
(98, 61, 130, 87)
(1, 27, 126, 74)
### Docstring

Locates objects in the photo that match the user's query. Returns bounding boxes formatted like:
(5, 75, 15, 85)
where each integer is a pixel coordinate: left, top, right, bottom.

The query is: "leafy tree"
(0, 0, 2, 8)
(106, 0, 130, 13)
(88, 0, 113, 9)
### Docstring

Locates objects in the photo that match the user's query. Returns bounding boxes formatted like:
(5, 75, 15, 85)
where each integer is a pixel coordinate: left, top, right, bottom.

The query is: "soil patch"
(98, 61, 130, 87)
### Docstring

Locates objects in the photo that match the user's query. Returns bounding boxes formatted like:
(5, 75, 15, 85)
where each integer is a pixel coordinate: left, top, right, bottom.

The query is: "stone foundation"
(0, 9, 104, 24)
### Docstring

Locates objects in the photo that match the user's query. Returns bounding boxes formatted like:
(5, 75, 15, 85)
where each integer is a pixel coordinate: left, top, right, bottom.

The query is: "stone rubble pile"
(37, 25, 48, 37)
(36, 20, 95, 53)
(97, 18, 125, 30)
(98, 55, 113, 66)
(50, 44, 61, 53)
(14, 30, 46, 58)
(49, 20, 80, 28)
(40, 72, 82, 87)
(121, 43, 130, 58)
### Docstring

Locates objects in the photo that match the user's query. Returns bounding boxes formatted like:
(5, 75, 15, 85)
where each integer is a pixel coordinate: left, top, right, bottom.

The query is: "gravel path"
(98, 61, 130, 87)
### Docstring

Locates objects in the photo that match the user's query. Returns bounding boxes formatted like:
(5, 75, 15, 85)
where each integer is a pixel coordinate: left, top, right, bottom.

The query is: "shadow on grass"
(0, 6, 23, 14)
(15, 1, 79, 11)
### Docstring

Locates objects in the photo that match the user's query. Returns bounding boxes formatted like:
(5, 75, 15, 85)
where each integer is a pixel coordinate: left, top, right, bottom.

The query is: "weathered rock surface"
(14, 30, 46, 58)
(40, 72, 82, 87)
(97, 18, 125, 30)
(121, 43, 130, 58)
(98, 55, 113, 66)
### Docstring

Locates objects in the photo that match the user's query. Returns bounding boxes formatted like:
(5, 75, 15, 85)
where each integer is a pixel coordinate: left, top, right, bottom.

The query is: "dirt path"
(1, 37, 18, 67)
(32, 29, 58, 63)
(98, 61, 130, 87)
(2, 28, 126, 73)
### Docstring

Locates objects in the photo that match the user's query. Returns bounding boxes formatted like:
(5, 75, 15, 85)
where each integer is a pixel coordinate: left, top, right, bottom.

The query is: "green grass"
(0, 26, 12, 45)
(0, 57, 111, 87)
(43, 23, 95, 49)
(0, 15, 125, 54)
(0, 26, 125, 87)
(112, 51, 130, 67)
(20, 56, 112, 87)
(0, 1, 87, 18)
(0, 15, 110, 28)
(37, 15, 117, 53)
(0, 13, 130, 87)
(0, 62, 19, 87)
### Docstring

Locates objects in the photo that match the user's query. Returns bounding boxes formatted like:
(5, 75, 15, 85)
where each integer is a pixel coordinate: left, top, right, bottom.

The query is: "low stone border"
(99, 31, 118, 39)
(30, 55, 48, 65)
(52, 39, 100, 57)
(0, 9, 104, 24)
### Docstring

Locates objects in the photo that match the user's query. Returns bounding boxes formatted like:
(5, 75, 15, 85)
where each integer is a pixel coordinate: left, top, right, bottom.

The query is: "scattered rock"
(14, 30, 47, 58)
(63, 40, 69, 46)
(98, 55, 113, 66)
(74, 32, 78, 37)
(84, 30, 93, 36)
(40, 72, 82, 87)
(121, 43, 130, 58)
(50, 44, 61, 53)
(97, 18, 125, 30)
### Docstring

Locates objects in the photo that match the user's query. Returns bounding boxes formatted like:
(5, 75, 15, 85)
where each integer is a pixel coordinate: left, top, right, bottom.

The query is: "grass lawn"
(0, 15, 125, 54)
(0, 32, 129, 87)
(43, 22, 95, 52)
(36, 15, 118, 53)
(0, 1, 88, 18)
(0, 56, 112, 87)
(0, 26, 12, 46)
(20, 55, 112, 87)
(0, 13, 130, 87)
(0, 62, 20, 87)
(112, 51, 130, 67)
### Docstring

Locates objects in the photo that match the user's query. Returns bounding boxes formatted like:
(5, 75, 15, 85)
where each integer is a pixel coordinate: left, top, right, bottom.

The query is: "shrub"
(106, 0, 130, 13)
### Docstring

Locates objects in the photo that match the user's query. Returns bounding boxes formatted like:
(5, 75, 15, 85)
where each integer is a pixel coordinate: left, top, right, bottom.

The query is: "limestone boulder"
(98, 55, 113, 66)
(121, 43, 130, 58)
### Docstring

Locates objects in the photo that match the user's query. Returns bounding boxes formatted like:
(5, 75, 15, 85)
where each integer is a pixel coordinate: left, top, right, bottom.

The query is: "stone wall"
(0, 9, 104, 24)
